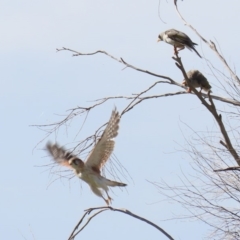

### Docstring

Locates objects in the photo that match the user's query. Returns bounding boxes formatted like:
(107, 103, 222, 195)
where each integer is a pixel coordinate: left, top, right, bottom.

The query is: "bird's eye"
(72, 159, 81, 166)
(72, 159, 77, 165)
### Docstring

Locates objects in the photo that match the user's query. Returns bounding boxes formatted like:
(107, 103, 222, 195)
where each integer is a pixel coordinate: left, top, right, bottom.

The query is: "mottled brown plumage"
(158, 29, 201, 58)
(182, 70, 211, 93)
(46, 108, 126, 205)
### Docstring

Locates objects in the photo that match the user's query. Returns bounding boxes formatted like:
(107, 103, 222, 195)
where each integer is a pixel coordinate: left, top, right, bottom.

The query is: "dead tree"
(35, 1, 240, 239)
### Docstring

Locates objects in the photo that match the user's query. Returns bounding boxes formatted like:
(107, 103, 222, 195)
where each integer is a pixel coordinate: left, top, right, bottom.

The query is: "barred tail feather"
(106, 179, 127, 187)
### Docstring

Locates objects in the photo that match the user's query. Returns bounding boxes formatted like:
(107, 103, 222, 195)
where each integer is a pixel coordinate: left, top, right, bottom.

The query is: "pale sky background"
(1, 0, 239, 239)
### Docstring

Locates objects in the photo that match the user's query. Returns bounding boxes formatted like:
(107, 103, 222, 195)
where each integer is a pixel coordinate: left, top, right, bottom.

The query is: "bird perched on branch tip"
(157, 29, 202, 58)
(46, 108, 127, 205)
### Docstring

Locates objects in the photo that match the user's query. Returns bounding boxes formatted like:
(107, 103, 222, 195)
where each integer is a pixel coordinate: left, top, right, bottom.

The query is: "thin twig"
(68, 209, 108, 240)
(214, 167, 240, 172)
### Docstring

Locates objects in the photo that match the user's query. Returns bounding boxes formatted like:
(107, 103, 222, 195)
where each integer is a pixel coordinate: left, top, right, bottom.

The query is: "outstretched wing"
(85, 108, 120, 172)
(46, 142, 78, 169)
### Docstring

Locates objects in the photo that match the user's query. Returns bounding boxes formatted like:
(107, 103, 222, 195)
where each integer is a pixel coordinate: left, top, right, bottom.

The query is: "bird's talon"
(187, 88, 192, 93)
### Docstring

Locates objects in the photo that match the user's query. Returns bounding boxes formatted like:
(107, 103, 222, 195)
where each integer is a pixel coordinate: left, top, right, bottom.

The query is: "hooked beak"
(157, 38, 162, 42)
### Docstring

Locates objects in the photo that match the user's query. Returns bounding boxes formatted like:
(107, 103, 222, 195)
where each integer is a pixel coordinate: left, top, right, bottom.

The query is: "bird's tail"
(185, 45, 202, 58)
(192, 47, 202, 58)
(106, 179, 127, 187)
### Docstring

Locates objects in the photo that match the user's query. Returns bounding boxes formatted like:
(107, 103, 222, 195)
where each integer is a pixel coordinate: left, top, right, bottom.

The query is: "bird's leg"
(177, 46, 185, 52)
(187, 87, 192, 93)
(173, 46, 178, 55)
(105, 191, 113, 205)
(90, 186, 110, 205)
(102, 196, 110, 206)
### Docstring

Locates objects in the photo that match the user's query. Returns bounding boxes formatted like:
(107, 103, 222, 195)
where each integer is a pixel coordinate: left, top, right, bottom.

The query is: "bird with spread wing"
(46, 108, 127, 205)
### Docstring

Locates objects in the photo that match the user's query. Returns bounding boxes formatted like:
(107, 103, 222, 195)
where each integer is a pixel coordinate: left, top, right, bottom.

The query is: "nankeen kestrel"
(182, 70, 212, 93)
(157, 29, 202, 58)
(46, 108, 126, 205)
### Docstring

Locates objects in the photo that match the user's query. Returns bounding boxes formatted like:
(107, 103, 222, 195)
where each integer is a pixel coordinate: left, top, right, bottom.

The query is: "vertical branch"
(173, 54, 240, 165)
(173, 1, 240, 85)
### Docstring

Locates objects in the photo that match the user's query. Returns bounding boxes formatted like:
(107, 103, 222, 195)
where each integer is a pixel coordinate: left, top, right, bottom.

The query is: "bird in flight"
(182, 70, 211, 93)
(46, 108, 127, 205)
(157, 29, 202, 58)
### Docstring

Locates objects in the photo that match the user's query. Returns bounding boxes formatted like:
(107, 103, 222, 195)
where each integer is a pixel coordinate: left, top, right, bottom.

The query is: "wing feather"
(85, 108, 120, 171)
(166, 29, 196, 46)
(46, 142, 76, 169)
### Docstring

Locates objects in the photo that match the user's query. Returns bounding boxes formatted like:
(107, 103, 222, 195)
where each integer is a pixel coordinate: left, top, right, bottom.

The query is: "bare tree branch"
(214, 167, 240, 172)
(173, 53, 240, 165)
(68, 208, 108, 240)
(68, 206, 174, 240)
(173, 1, 240, 85)
(56, 47, 240, 107)
(151, 120, 240, 239)
(46, 3, 240, 240)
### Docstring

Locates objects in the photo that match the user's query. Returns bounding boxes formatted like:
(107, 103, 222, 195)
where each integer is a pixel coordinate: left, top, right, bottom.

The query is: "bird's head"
(68, 158, 84, 172)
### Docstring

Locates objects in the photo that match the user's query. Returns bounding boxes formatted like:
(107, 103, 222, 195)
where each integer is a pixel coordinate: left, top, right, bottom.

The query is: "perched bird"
(46, 108, 127, 205)
(182, 70, 211, 93)
(157, 29, 202, 58)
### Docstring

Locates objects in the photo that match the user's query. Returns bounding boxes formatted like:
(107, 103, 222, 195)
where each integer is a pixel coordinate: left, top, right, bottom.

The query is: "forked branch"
(68, 206, 174, 240)
(56, 47, 240, 107)
(174, 1, 240, 85)
(174, 53, 240, 165)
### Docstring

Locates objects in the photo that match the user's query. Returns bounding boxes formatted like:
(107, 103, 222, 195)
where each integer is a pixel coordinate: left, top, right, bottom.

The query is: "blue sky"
(1, 0, 239, 239)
